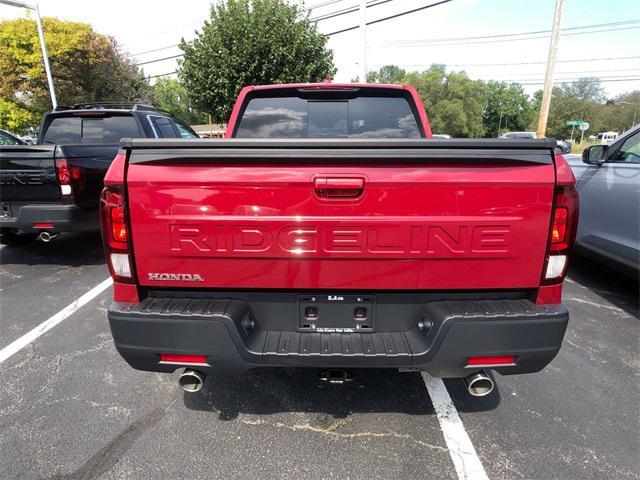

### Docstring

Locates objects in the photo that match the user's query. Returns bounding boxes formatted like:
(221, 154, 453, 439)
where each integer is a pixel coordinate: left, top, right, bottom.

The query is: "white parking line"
(422, 372, 490, 480)
(0, 277, 113, 364)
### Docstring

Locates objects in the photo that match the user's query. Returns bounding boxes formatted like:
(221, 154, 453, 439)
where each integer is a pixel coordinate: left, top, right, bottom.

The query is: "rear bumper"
(108, 297, 569, 378)
(0, 203, 98, 233)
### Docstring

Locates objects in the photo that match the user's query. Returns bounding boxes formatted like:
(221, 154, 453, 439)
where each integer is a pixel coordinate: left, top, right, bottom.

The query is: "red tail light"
(100, 153, 135, 283)
(103, 189, 127, 248)
(55, 158, 84, 196)
(542, 185, 579, 284)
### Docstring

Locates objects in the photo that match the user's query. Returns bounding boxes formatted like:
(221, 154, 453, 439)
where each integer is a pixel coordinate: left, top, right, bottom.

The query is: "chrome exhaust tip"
(38, 231, 58, 243)
(178, 369, 205, 393)
(318, 369, 354, 384)
(463, 371, 495, 397)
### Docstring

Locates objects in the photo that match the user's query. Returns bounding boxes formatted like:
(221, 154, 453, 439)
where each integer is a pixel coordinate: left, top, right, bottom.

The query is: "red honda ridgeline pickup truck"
(103, 83, 577, 396)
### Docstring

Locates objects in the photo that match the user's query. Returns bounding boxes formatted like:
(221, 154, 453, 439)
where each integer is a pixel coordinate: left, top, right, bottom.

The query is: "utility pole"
(536, 0, 565, 139)
(360, 0, 367, 83)
(0, 0, 57, 109)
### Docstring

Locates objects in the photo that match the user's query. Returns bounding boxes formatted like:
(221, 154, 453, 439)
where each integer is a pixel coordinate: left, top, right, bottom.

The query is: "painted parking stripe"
(422, 372, 489, 480)
(0, 277, 113, 364)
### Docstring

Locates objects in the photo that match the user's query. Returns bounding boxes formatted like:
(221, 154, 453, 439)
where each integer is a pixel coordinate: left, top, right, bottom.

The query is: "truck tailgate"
(0, 145, 59, 201)
(125, 140, 557, 290)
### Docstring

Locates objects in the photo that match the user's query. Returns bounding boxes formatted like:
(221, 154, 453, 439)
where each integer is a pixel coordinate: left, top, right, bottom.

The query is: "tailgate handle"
(314, 177, 365, 199)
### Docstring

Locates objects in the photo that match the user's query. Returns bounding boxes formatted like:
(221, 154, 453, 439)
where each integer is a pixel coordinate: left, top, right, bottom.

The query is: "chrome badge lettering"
(148, 273, 204, 282)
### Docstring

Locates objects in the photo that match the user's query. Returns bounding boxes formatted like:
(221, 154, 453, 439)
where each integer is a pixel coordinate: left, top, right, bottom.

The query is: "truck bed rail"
(122, 138, 557, 165)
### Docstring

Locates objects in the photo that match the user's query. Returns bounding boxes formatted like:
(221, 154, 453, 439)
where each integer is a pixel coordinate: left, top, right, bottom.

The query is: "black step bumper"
(108, 297, 569, 378)
(0, 203, 98, 233)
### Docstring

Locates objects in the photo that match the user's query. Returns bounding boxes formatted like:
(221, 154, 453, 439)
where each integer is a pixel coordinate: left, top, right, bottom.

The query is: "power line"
(378, 19, 639, 45)
(135, 0, 452, 66)
(485, 74, 640, 81)
(124, 0, 349, 52)
(130, 44, 183, 57)
(136, 54, 183, 66)
(136, 26, 638, 68)
(148, 70, 178, 79)
(482, 67, 640, 77)
(519, 77, 640, 86)
(325, 0, 453, 36)
(374, 24, 640, 47)
(126, 0, 350, 56)
(309, 0, 394, 22)
(131, 0, 398, 57)
(371, 55, 640, 68)
(303, 0, 349, 12)
(145, 70, 640, 85)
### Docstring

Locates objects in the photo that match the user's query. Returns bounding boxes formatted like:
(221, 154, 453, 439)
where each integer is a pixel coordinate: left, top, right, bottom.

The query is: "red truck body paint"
(126, 162, 555, 290)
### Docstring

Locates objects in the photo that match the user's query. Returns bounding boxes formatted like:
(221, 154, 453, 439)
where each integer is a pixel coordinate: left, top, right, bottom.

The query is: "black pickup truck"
(0, 103, 198, 245)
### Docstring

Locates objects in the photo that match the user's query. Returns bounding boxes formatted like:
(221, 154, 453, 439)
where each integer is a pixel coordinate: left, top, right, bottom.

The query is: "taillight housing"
(55, 158, 84, 196)
(542, 185, 579, 284)
(100, 183, 135, 283)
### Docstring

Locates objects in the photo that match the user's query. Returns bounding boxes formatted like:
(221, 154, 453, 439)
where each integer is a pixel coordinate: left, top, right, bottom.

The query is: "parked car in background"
(499, 131, 537, 140)
(0, 128, 26, 145)
(499, 131, 571, 153)
(0, 103, 198, 246)
(566, 124, 639, 277)
(103, 83, 576, 398)
(596, 131, 619, 144)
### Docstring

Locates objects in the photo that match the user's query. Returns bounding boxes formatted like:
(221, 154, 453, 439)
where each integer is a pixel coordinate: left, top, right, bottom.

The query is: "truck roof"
(50, 102, 174, 117)
(226, 82, 431, 138)
(246, 82, 409, 91)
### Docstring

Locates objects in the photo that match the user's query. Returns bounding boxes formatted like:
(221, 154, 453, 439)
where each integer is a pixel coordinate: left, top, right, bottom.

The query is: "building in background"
(191, 124, 226, 138)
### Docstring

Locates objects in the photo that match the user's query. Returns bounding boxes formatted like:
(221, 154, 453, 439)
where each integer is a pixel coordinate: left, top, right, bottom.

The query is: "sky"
(1, 0, 638, 97)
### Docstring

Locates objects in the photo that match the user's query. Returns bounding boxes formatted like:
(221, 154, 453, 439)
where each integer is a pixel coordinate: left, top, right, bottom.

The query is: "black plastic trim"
(121, 138, 556, 165)
(108, 297, 569, 378)
(0, 203, 98, 233)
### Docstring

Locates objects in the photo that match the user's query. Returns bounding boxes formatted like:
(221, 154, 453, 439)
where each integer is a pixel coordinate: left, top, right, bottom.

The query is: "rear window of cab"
(235, 91, 422, 139)
(42, 115, 141, 144)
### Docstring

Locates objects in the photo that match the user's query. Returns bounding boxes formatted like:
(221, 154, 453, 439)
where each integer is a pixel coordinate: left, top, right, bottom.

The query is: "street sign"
(566, 120, 583, 126)
(579, 122, 590, 131)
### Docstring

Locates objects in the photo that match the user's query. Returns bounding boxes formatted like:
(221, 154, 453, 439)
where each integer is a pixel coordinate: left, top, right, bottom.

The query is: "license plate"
(298, 294, 375, 332)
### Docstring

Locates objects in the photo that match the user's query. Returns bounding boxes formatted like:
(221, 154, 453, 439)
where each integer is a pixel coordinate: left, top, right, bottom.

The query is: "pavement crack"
(566, 297, 631, 317)
(46, 406, 167, 480)
(240, 418, 448, 452)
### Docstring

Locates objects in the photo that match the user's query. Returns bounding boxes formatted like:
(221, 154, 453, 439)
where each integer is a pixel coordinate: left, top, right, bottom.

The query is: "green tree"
(403, 65, 486, 137)
(179, 0, 336, 122)
(0, 97, 36, 134)
(540, 78, 606, 140)
(483, 81, 534, 137)
(367, 65, 407, 84)
(152, 78, 207, 125)
(602, 91, 640, 134)
(0, 16, 150, 127)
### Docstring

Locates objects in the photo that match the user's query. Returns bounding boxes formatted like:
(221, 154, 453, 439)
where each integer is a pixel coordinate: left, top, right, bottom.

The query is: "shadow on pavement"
(0, 232, 105, 267)
(568, 254, 639, 319)
(184, 368, 500, 419)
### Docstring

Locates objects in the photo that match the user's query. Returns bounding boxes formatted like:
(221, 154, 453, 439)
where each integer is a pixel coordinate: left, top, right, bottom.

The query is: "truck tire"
(0, 231, 38, 246)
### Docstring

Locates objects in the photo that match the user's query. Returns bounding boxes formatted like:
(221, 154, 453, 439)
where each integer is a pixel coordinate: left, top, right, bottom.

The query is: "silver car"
(566, 124, 640, 276)
(499, 131, 572, 153)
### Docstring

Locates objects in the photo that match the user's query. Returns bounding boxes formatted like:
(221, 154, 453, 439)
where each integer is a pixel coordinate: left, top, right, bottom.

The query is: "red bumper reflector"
(33, 223, 53, 229)
(159, 354, 207, 364)
(467, 355, 516, 366)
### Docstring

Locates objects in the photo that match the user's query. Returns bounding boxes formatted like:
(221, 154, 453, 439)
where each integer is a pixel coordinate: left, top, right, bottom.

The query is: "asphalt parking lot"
(0, 233, 638, 480)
